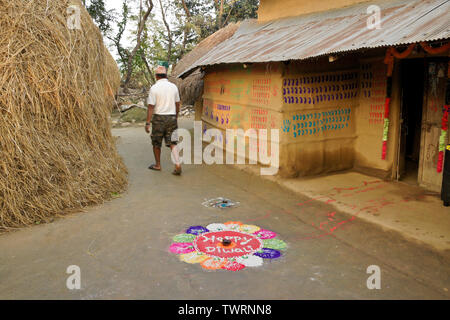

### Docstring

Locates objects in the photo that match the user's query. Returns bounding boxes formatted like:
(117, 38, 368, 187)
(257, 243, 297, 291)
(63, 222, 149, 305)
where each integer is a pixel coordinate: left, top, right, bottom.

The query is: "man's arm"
(175, 101, 180, 118)
(146, 86, 155, 133)
(145, 104, 154, 133)
(175, 85, 181, 118)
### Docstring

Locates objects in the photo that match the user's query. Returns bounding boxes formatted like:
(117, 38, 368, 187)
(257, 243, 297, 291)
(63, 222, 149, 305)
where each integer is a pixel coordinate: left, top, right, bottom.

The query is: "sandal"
(148, 164, 161, 171)
(172, 167, 182, 176)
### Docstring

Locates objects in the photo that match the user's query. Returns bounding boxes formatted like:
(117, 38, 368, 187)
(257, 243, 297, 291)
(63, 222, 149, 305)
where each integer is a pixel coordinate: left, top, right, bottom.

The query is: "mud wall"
(280, 58, 360, 176)
(201, 63, 283, 167)
(201, 54, 400, 178)
(354, 58, 400, 178)
(258, 0, 371, 21)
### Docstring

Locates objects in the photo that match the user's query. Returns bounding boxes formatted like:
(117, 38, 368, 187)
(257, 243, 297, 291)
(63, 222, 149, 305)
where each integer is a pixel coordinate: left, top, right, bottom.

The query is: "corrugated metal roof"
(172, 22, 240, 77)
(178, 0, 450, 78)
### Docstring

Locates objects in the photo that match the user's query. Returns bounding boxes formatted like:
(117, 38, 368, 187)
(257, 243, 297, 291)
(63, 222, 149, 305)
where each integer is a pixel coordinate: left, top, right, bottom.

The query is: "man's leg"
(152, 146, 162, 170)
(150, 115, 163, 170)
(166, 115, 181, 174)
(170, 144, 181, 171)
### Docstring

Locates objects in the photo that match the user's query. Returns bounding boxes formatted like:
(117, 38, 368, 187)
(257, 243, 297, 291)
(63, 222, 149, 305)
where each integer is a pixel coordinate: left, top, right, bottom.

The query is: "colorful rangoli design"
(169, 221, 287, 271)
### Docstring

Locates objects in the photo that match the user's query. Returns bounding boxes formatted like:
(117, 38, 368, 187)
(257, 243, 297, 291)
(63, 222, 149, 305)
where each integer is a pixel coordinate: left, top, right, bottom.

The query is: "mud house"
(178, 0, 450, 192)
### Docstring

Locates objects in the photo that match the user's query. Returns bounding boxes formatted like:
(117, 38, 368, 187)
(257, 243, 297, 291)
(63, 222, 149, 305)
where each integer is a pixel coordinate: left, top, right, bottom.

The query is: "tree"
(123, 0, 154, 93)
(158, 0, 173, 65)
(85, 0, 260, 90)
(106, 0, 130, 68)
(214, 0, 259, 29)
(85, 0, 114, 34)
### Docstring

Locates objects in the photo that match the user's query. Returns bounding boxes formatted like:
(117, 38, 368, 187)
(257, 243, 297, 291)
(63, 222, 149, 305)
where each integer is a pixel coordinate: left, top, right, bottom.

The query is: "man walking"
(145, 65, 182, 175)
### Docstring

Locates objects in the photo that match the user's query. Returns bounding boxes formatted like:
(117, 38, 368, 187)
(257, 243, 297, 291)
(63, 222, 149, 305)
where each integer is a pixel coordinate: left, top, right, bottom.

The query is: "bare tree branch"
(180, 0, 191, 18)
(218, 0, 224, 29)
(159, 0, 172, 64)
(141, 52, 156, 83)
(221, 1, 236, 28)
(123, 0, 154, 93)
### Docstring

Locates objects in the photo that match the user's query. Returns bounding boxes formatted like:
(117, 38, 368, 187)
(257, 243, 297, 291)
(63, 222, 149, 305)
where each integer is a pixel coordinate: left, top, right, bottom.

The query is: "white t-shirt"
(147, 79, 180, 115)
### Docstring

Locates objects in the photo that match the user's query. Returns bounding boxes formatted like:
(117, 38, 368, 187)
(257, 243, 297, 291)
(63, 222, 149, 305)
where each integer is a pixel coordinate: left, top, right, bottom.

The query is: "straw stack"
(0, 0, 128, 230)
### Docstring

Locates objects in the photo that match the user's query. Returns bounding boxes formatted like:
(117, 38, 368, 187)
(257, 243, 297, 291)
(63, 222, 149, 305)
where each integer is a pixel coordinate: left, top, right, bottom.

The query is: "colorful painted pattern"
(169, 221, 287, 271)
(282, 72, 359, 105)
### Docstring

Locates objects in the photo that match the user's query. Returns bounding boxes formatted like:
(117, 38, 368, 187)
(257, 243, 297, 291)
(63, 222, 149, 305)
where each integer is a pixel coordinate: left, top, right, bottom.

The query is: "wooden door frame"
(392, 57, 428, 182)
(417, 57, 449, 191)
(417, 59, 430, 187)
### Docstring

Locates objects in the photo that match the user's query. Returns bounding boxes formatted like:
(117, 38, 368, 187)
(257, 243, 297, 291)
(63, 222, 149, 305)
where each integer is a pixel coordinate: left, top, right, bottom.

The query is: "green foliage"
(85, 0, 115, 34)
(119, 107, 148, 123)
(109, 1, 130, 67)
(86, 0, 260, 88)
(213, 0, 259, 29)
(223, 0, 259, 24)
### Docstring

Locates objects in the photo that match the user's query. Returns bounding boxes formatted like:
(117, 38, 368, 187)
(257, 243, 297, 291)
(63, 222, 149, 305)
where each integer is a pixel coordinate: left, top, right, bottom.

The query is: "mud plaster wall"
(281, 58, 359, 176)
(283, 55, 398, 178)
(354, 58, 399, 178)
(201, 54, 399, 178)
(201, 63, 283, 165)
(258, 0, 371, 22)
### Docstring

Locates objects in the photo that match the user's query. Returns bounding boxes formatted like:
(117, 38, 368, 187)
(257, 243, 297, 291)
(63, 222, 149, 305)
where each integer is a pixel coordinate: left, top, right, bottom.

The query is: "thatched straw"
(0, 0, 127, 230)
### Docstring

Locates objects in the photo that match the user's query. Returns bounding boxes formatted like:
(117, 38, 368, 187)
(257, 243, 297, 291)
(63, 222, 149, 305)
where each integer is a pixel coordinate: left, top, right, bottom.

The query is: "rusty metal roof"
(178, 0, 450, 78)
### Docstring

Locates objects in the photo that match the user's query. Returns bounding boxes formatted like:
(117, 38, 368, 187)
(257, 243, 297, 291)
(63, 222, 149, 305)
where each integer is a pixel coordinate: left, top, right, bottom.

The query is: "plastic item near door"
(441, 146, 450, 207)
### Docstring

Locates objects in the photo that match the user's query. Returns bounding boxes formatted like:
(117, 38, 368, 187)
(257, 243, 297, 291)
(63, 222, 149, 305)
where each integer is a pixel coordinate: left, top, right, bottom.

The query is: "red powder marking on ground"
(319, 221, 329, 230)
(327, 212, 336, 221)
(268, 179, 408, 241)
(342, 184, 387, 197)
(246, 212, 272, 222)
(297, 196, 329, 206)
(333, 187, 359, 194)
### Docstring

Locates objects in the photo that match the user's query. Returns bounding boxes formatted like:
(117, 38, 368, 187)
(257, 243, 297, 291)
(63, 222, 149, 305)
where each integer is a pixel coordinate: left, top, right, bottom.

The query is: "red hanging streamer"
(381, 141, 388, 160)
(384, 97, 391, 118)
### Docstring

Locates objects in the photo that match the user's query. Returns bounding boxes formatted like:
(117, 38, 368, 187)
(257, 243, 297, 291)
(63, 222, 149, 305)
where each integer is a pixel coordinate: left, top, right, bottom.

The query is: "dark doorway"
(398, 59, 425, 184)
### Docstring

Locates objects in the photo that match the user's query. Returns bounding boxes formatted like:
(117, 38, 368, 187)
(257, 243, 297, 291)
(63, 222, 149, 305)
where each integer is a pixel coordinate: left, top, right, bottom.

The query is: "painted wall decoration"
(250, 108, 277, 130)
(204, 79, 231, 96)
(282, 72, 359, 106)
(203, 98, 277, 132)
(251, 79, 271, 105)
(228, 105, 248, 129)
(250, 108, 269, 129)
(170, 221, 287, 271)
(204, 76, 275, 105)
(361, 63, 387, 125)
(282, 108, 352, 138)
(203, 99, 231, 128)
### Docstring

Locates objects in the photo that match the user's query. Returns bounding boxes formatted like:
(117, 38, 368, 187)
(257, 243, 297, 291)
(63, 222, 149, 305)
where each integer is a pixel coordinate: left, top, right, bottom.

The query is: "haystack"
(0, 0, 127, 230)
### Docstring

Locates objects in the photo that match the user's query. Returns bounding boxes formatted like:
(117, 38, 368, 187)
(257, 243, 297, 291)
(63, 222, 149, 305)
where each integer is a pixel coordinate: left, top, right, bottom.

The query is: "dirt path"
(0, 122, 449, 299)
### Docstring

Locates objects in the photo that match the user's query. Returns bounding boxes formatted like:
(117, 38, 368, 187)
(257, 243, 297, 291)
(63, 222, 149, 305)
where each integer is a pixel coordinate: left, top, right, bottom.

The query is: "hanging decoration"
(437, 80, 450, 173)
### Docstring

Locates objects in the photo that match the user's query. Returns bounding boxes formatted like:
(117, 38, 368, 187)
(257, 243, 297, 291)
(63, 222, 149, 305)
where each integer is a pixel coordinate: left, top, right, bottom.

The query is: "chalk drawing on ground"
(202, 197, 240, 209)
(170, 221, 287, 271)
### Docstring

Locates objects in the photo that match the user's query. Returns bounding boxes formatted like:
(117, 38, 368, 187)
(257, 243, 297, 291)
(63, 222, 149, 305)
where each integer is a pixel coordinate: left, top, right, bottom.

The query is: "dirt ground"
(0, 119, 449, 299)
